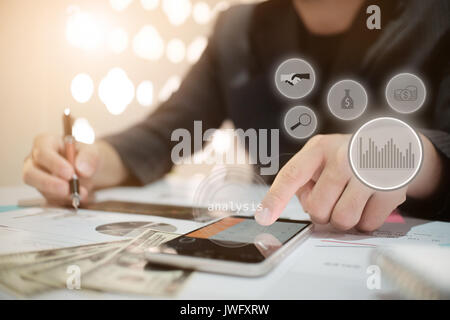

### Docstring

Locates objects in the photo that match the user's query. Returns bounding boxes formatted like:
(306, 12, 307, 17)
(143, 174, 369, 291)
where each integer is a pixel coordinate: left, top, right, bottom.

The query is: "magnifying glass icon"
(290, 113, 312, 130)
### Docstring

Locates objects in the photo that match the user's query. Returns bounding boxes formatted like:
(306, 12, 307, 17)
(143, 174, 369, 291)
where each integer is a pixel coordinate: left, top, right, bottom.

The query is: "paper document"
(0, 207, 203, 254)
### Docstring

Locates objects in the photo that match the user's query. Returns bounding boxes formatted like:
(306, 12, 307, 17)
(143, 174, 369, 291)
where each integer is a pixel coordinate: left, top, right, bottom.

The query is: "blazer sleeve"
(103, 26, 227, 185)
(401, 61, 450, 221)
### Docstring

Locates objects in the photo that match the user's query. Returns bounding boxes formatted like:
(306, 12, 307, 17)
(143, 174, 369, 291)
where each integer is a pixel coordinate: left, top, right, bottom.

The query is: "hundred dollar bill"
(81, 229, 190, 296)
(27, 229, 191, 296)
(0, 241, 126, 297)
(0, 240, 128, 270)
(20, 246, 123, 293)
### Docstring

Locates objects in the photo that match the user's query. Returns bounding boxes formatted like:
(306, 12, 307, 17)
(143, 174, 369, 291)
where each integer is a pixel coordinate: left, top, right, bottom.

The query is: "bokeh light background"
(0, 0, 258, 186)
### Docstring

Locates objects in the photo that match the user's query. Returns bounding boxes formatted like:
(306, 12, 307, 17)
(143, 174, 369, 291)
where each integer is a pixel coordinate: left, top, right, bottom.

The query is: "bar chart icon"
(358, 137, 415, 169)
(349, 117, 423, 191)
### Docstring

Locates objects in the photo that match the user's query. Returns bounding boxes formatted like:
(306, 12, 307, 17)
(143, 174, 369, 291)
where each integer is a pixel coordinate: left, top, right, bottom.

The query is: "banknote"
(0, 257, 66, 297)
(21, 246, 123, 293)
(81, 229, 191, 296)
(0, 240, 127, 270)
(0, 241, 126, 297)
(22, 229, 191, 297)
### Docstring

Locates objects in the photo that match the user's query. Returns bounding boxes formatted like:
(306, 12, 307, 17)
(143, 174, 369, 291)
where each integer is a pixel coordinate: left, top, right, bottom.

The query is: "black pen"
(63, 108, 80, 211)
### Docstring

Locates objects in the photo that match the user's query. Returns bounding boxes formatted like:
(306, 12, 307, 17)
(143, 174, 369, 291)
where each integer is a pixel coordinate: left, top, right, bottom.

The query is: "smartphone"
(145, 215, 313, 277)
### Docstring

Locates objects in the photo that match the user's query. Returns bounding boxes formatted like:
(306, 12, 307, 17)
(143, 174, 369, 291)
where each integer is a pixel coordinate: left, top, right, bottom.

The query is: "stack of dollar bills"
(0, 229, 191, 298)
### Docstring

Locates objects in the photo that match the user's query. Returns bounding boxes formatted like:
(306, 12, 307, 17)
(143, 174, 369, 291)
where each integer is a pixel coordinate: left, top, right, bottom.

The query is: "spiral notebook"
(371, 245, 450, 299)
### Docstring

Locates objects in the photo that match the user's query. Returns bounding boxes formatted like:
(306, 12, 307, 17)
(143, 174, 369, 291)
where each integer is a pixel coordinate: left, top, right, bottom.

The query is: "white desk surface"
(1, 175, 449, 300)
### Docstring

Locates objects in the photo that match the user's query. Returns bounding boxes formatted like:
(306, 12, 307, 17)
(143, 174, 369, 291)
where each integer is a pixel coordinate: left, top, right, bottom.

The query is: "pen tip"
(72, 197, 80, 212)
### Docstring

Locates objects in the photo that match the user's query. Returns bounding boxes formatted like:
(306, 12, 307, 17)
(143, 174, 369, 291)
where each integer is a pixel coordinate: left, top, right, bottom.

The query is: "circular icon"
(349, 117, 423, 191)
(385, 73, 426, 114)
(327, 80, 368, 120)
(274, 58, 316, 99)
(284, 106, 317, 139)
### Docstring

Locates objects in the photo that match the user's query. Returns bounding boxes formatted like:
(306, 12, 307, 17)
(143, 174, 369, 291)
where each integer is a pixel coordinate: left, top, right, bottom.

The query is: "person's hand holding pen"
(22, 110, 129, 208)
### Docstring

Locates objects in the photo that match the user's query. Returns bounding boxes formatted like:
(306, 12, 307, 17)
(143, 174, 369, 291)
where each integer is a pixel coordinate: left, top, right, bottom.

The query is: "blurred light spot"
(193, 2, 211, 24)
(66, 7, 105, 51)
(133, 25, 164, 60)
(213, 1, 230, 15)
(212, 130, 231, 153)
(110, 0, 133, 11)
(136, 81, 154, 107)
(73, 118, 95, 144)
(99, 68, 135, 115)
(71, 73, 94, 103)
(187, 36, 207, 63)
(162, 0, 192, 26)
(141, 0, 159, 10)
(158, 76, 181, 102)
(107, 27, 128, 54)
(166, 38, 186, 63)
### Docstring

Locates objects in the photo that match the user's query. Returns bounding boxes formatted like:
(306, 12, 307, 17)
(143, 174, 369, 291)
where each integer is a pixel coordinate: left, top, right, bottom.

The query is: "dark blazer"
(105, 0, 450, 220)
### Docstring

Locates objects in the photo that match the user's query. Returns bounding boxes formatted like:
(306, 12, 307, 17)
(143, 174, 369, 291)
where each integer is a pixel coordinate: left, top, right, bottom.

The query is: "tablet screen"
(159, 216, 310, 263)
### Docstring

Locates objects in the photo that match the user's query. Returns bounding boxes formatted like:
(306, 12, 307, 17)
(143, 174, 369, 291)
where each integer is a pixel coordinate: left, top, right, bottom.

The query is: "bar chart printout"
(358, 137, 416, 169)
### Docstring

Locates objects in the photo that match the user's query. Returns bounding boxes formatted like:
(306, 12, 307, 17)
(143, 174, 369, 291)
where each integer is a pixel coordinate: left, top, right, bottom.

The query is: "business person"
(23, 0, 450, 230)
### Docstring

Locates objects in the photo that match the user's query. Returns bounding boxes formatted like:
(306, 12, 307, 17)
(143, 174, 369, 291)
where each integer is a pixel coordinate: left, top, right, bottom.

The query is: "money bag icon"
(341, 89, 354, 109)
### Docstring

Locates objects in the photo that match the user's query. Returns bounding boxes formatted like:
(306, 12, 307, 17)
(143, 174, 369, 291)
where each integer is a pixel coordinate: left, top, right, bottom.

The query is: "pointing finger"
(255, 137, 325, 225)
